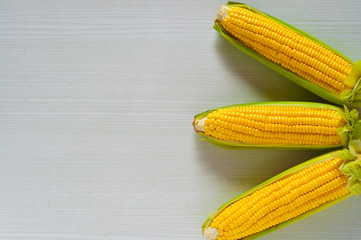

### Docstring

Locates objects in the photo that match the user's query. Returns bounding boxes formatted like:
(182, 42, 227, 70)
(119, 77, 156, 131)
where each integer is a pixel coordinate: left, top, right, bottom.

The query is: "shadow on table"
(194, 134, 329, 187)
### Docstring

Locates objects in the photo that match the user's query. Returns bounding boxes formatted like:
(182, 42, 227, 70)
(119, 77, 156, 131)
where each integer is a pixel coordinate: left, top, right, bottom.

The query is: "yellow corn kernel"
(195, 105, 345, 146)
(203, 158, 350, 240)
(218, 6, 352, 94)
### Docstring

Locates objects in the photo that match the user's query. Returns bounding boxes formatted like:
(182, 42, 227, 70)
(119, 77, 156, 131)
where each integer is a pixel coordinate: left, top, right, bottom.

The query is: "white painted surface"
(0, 0, 360, 239)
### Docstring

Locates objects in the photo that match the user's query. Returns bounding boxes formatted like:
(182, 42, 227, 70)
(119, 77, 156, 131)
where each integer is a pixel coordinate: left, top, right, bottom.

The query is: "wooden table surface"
(0, 0, 360, 239)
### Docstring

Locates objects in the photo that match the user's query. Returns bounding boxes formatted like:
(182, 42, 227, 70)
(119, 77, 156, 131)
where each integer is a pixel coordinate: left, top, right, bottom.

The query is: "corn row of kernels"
(205, 127, 341, 145)
(206, 113, 343, 128)
(209, 106, 342, 119)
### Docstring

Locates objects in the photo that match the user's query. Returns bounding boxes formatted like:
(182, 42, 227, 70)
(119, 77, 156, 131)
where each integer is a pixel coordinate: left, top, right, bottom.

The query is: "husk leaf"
(341, 140, 361, 195)
(341, 60, 361, 106)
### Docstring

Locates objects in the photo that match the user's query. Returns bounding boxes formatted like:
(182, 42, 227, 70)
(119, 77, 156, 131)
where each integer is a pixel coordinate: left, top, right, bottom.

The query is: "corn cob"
(202, 147, 361, 240)
(193, 102, 361, 149)
(214, 2, 361, 107)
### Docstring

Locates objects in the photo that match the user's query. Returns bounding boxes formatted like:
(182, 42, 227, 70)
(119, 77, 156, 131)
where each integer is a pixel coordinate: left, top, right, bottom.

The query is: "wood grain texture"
(0, 0, 360, 239)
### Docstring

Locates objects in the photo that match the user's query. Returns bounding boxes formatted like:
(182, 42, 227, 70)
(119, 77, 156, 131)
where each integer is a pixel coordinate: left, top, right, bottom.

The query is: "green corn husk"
(214, 2, 361, 107)
(202, 146, 361, 239)
(193, 102, 361, 150)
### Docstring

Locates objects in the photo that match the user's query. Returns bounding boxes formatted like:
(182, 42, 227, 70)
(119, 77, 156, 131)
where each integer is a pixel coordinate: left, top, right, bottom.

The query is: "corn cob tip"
(217, 5, 229, 22)
(203, 227, 219, 240)
(194, 117, 206, 133)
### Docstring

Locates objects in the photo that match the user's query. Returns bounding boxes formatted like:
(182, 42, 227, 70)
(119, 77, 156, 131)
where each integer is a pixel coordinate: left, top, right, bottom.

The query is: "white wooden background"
(0, 0, 360, 239)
